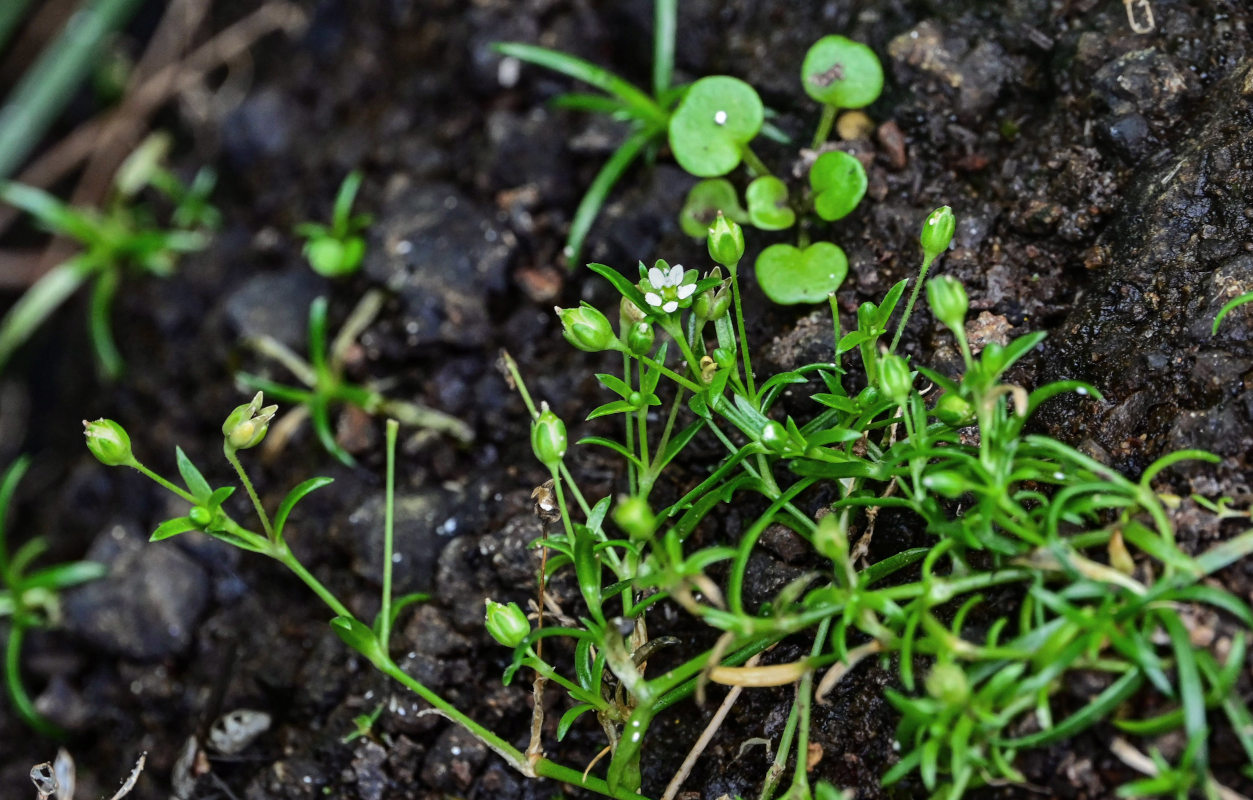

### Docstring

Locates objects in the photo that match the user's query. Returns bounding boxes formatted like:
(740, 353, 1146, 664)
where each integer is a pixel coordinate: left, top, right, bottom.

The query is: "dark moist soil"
(2, 1, 1252, 798)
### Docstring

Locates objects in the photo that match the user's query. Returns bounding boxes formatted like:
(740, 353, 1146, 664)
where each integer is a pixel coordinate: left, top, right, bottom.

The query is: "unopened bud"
(485, 599, 530, 648)
(223, 392, 277, 450)
(556, 303, 618, 352)
(926, 275, 968, 333)
(707, 212, 746, 267)
(83, 419, 135, 467)
(920, 206, 955, 262)
(531, 402, 567, 469)
(877, 354, 913, 406)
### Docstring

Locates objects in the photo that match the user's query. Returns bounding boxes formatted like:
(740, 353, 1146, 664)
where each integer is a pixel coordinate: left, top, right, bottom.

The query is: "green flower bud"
(223, 392, 278, 451)
(614, 495, 656, 541)
(188, 505, 213, 528)
(926, 275, 968, 333)
(484, 599, 530, 648)
(877, 354, 913, 406)
(925, 661, 970, 706)
(625, 321, 655, 356)
(933, 392, 974, 426)
(556, 303, 618, 353)
(922, 471, 968, 499)
(712, 346, 736, 369)
(83, 419, 135, 467)
(812, 514, 848, 563)
(694, 267, 732, 322)
(531, 402, 567, 469)
(760, 420, 788, 454)
(920, 206, 955, 262)
(854, 385, 881, 409)
(707, 211, 746, 267)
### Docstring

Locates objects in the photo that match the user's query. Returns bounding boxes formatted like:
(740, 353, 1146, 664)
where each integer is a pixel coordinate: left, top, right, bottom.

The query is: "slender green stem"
(652, 0, 676, 98)
(378, 420, 398, 649)
(637, 352, 702, 393)
(271, 543, 353, 620)
(224, 446, 275, 541)
(786, 618, 830, 798)
(810, 104, 838, 150)
(130, 459, 197, 504)
(623, 353, 638, 495)
(759, 688, 800, 800)
(728, 262, 757, 403)
(889, 254, 935, 354)
(740, 144, 771, 178)
(659, 318, 703, 381)
(501, 350, 541, 418)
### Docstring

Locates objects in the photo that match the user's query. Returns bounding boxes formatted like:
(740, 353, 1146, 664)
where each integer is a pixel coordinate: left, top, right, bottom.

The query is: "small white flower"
(638, 262, 699, 315)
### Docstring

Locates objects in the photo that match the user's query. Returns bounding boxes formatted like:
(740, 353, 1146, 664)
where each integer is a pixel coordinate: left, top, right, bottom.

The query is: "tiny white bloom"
(663, 300, 678, 313)
(648, 266, 666, 286)
(666, 264, 683, 285)
(644, 292, 663, 308)
(677, 283, 696, 300)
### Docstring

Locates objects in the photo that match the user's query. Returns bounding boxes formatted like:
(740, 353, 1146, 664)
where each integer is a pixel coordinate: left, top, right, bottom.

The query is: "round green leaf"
(809, 151, 868, 221)
(679, 179, 748, 238)
(745, 176, 796, 230)
(669, 76, 764, 178)
(755, 242, 848, 305)
(802, 36, 884, 109)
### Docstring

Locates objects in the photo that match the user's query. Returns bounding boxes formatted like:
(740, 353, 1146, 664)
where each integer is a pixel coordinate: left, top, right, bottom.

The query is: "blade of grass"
(0, 0, 147, 180)
(652, 0, 676, 98)
(565, 128, 656, 265)
(0, 256, 93, 375)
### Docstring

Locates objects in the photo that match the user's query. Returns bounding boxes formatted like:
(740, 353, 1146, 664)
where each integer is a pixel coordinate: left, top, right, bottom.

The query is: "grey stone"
(64, 525, 209, 661)
(363, 182, 511, 347)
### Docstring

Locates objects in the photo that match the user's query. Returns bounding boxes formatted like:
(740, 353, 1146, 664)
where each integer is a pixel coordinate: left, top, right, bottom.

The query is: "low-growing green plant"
(1212, 289, 1253, 335)
(497, 6, 883, 280)
(235, 290, 473, 466)
(0, 134, 216, 378)
(295, 170, 371, 278)
(489, 210, 1253, 798)
(0, 458, 106, 736)
(83, 210, 1253, 799)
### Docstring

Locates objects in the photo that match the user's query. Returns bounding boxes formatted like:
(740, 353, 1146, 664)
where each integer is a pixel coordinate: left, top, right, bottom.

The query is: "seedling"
(755, 242, 848, 305)
(0, 134, 215, 378)
(236, 291, 472, 466)
(0, 458, 106, 736)
(808, 150, 867, 222)
(493, 0, 678, 264)
(801, 35, 885, 148)
(678, 179, 747, 238)
(744, 176, 795, 231)
(1212, 289, 1253, 334)
(295, 170, 371, 278)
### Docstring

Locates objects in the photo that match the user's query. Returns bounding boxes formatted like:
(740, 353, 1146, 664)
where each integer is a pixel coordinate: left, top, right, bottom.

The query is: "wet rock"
(434, 511, 543, 632)
(1090, 48, 1196, 124)
(364, 182, 512, 347)
(420, 725, 488, 792)
(63, 525, 209, 661)
(1038, 62, 1253, 476)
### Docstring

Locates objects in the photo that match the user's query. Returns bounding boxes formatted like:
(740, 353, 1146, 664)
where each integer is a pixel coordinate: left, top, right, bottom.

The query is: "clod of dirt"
(364, 181, 513, 347)
(63, 525, 209, 661)
(419, 725, 487, 792)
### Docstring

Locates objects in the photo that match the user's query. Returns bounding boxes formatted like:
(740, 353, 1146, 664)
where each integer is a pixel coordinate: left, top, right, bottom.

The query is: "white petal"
(667, 264, 684, 285)
(663, 300, 678, 313)
(677, 283, 696, 300)
(645, 292, 663, 307)
(648, 267, 665, 287)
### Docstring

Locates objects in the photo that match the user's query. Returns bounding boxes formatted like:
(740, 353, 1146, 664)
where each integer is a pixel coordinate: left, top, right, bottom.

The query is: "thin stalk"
(88, 266, 122, 378)
(624, 353, 638, 495)
(728, 261, 756, 402)
(739, 145, 770, 178)
(271, 543, 353, 620)
(652, 0, 676, 98)
(889, 254, 936, 353)
(637, 352, 702, 393)
(759, 681, 801, 800)
(810, 104, 837, 150)
(5, 622, 61, 737)
(130, 458, 196, 504)
(224, 447, 275, 541)
(378, 420, 398, 649)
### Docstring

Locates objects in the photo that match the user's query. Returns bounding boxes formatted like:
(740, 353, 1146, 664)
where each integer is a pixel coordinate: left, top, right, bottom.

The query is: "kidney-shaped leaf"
(669, 76, 763, 178)
(809, 150, 867, 221)
(756, 242, 848, 305)
(802, 36, 884, 109)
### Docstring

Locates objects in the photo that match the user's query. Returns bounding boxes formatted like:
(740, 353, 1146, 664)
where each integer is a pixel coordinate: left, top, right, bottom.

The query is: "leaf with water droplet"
(669, 76, 763, 177)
